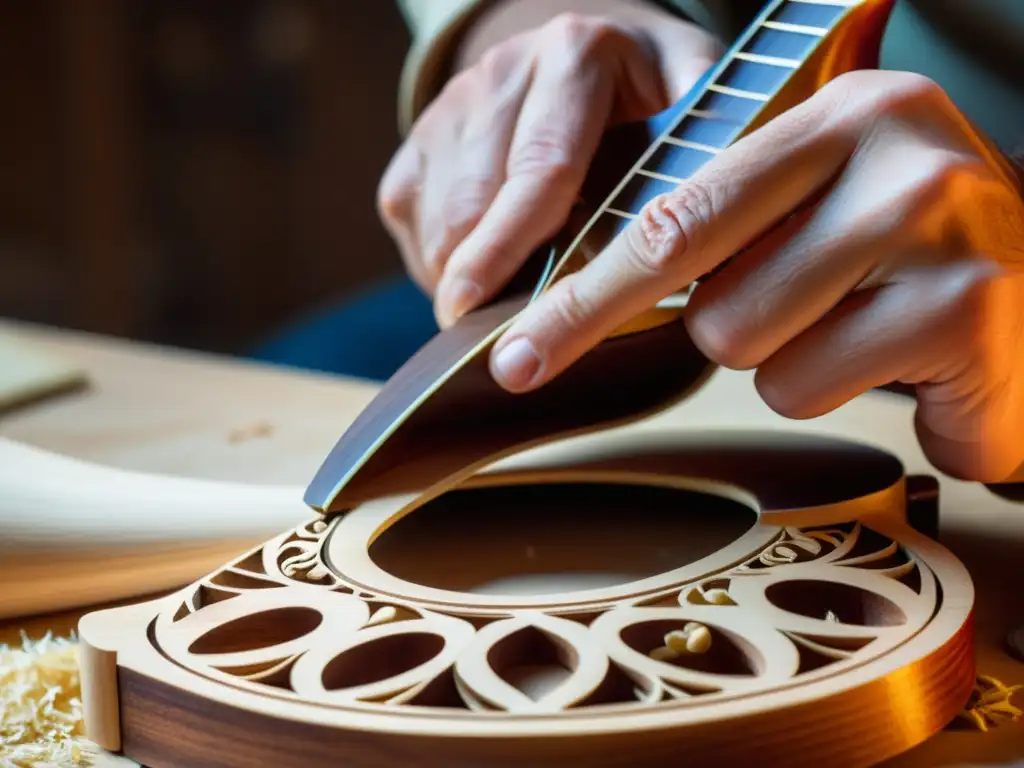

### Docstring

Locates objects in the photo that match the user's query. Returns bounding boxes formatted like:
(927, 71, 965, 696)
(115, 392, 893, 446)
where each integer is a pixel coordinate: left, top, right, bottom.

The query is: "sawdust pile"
(1, 632, 86, 768)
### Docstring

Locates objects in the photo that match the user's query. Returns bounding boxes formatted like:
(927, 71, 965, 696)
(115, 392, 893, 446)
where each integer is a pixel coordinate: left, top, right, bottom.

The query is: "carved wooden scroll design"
(153, 508, 943, 716)
(77, 433, 975, 767)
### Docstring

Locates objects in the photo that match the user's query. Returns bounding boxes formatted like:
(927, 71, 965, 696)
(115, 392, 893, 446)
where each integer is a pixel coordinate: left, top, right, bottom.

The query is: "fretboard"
(580, 0, 862, 249)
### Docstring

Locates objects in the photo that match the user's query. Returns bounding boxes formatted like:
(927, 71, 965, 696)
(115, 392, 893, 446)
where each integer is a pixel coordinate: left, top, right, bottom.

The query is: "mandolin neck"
(609, 0, 870, 214)
(303, 0, 897, 514)
(498, 0, 893, 304)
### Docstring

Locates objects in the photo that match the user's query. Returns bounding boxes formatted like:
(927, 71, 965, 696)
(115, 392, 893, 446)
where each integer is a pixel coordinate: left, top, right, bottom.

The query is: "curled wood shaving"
(0, 632, 87, 767)
(957, 674, 1023, 732)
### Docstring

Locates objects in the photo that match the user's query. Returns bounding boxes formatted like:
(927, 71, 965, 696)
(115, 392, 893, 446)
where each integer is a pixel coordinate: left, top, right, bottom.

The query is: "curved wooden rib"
(304, 0, 898, 514)
(0, 438, 309, 620)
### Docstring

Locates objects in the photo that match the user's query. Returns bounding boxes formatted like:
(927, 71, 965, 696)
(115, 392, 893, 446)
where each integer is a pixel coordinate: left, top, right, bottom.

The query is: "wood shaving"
(1, 632, 87, 767)
(956, 674, 1022, 732)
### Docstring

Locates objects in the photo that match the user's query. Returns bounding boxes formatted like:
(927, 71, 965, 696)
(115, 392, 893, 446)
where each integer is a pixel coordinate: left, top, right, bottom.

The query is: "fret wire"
(734, 51, 801, 68)
(636, 169, 687, 184)
(661, 136, 722, 154)
(655, 290, 693, 309)
(761, 20, 829, 35)
(582, 0, 863, 241)
(586, 0, 789, 225)
(586, 0, 792, 229)
(706, 84, 771, 101)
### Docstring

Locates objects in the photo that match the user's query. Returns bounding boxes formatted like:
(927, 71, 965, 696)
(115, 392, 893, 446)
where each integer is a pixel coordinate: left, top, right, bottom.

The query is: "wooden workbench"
(0, 318, 1021, 767)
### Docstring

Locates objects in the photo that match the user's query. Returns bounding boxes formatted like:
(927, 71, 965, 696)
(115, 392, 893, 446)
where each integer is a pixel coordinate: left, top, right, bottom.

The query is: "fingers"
(685, 137, 985, 370)
(753, 262, 1024, 481)
(378, 37, 531, 297)
(415, 80, 524, 291)
(416, 42, 533, 292)
(486, 69, 984, 392)
(377, 140, 429, 292)
(434, 16, 666, 328)
(488, 77, 863, 391)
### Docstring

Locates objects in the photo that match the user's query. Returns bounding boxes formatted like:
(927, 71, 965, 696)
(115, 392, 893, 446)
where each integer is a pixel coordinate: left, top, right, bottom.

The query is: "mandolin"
(65, 4, 992, 766)
(303, 0, 899, 514)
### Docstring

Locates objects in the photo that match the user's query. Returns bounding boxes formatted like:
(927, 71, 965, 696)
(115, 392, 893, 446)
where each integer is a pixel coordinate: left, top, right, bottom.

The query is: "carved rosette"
(154, 509, 941, 716)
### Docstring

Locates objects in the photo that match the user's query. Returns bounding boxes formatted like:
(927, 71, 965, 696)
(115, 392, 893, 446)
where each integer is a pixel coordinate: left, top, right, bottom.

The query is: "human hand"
(377, 0, 721, 327)
(488, 70, 1024, 484)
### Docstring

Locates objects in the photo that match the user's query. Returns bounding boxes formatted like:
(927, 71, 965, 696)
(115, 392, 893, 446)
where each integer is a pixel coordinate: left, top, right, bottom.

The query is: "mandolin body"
(77, 425, 974, 768)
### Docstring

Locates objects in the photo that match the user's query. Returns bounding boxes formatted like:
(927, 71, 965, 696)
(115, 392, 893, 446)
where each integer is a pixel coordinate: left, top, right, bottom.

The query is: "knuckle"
(687, 307, 756, 370)
(870, 73, 947, 123)
(421, 234, 451, 276)
(549, 277, 595, 331)
(627, 183, 716, 275)
(477, 45, 504, 77)
(818, 71, 947, 134)
(665, 180, 717, 233)
(545, 12, 620, 58)
(442, 177, 492, 227)
(827, 70, 943, 111)
(508, 133, 577, 188)
(476, 41, 518, 84)
(876, 71, 945, 108)
(377, 142, 424, 227)
(897, 152, 986, 230)
(376, 176, 410, 227)
(546, 12, 595, 42)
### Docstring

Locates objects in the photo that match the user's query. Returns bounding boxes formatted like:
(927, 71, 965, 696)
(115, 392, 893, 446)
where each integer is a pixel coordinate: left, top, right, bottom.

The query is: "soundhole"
(369, 483, 756, 595)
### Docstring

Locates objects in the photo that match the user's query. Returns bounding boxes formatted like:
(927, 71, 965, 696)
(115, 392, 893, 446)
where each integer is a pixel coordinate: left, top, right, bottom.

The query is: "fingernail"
(438, 278, 483, 327)
(492, 337, 542, 391)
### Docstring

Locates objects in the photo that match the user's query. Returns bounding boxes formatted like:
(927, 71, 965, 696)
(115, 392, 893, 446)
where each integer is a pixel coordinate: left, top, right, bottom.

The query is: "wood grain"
(76, 429, 977, 768)
(1, 321, 1022, 766)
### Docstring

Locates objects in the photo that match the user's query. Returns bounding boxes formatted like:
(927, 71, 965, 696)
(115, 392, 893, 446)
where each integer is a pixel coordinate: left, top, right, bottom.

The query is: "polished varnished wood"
(304, 0, 899, 514)
(303, 299, 713, 509)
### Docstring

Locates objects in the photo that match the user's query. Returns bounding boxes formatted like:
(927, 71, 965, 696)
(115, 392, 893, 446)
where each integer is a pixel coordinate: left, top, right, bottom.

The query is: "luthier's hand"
(377, 0, 721, 326)
(490, 70, 1024, 484)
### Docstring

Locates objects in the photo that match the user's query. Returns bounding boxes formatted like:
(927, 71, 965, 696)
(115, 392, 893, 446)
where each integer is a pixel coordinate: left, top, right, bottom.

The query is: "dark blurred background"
(0, 0, 410, 355)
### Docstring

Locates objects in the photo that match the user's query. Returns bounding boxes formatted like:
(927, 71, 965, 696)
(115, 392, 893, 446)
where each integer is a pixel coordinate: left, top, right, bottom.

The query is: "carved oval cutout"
(369, 483, 756, 595)
(486, 625, 574, 702)
(322, 632, 445, 691)
(765, 580, 907, 627)
(188, 607, 323, 655)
